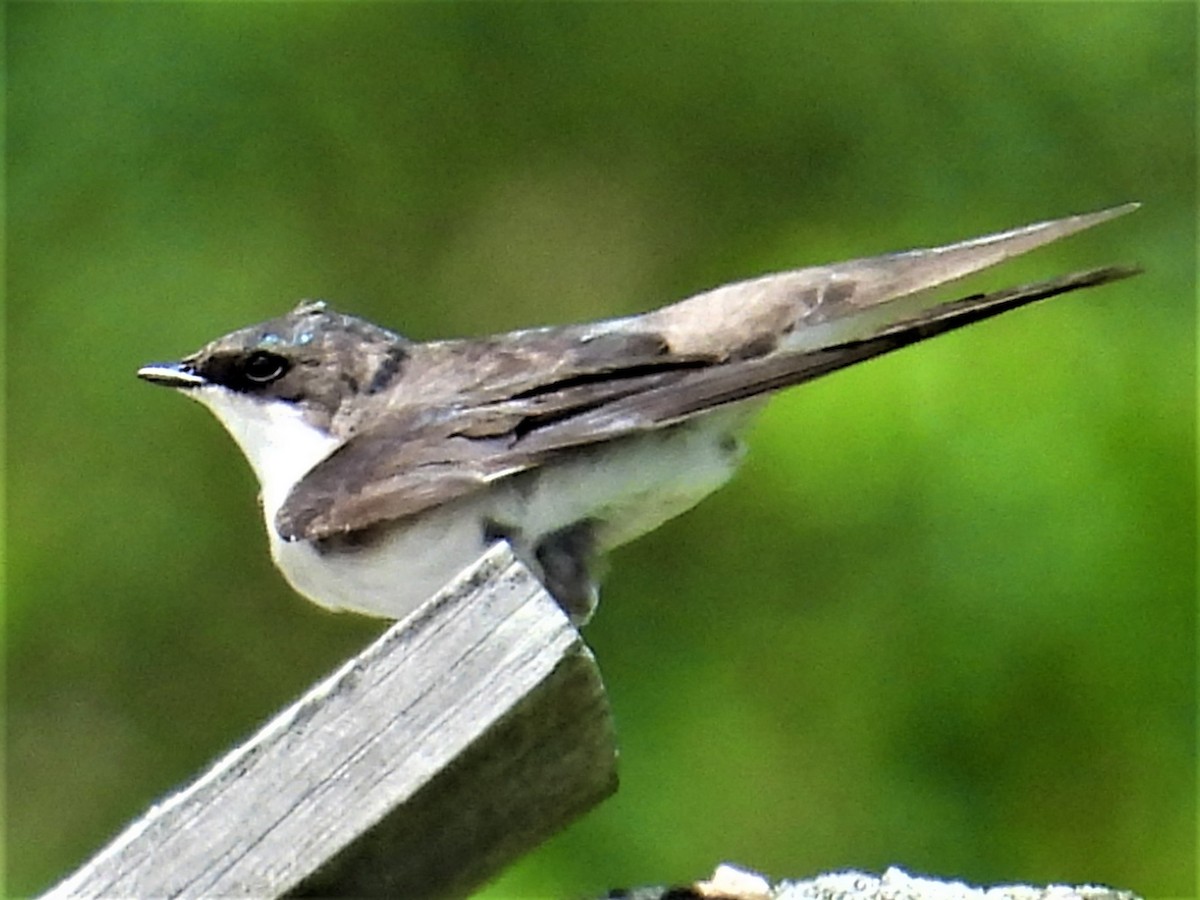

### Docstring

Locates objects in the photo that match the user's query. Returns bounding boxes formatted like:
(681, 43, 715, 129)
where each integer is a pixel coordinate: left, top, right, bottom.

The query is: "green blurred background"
(7, 3, 1195, 898)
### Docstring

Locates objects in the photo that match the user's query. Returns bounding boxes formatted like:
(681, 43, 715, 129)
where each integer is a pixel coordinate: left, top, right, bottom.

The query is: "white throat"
(188, 387, 341, 519)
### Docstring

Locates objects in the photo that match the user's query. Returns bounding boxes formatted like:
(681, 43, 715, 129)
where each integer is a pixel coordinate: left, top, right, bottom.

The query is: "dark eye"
(242, 351, 289, 384)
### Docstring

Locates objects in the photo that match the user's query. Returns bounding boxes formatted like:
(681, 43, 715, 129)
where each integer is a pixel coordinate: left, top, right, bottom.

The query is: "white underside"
(191, 386, 751, 621)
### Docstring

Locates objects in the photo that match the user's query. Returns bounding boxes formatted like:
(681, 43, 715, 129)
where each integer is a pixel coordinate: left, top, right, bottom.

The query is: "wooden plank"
(44, 543, 617, 899)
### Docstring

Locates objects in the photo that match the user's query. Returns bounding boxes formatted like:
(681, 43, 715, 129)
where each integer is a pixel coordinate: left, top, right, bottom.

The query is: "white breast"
(187, 386, 498, 618)
(189, 387, 340, 519)
(189, 386, 755, 621)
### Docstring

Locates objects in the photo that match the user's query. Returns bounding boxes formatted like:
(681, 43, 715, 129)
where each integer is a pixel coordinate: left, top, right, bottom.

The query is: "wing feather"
(276, 264, 1137, 542)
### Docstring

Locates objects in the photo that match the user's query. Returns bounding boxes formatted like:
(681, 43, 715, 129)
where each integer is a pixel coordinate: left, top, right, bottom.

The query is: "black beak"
(137, 362, 208, 389)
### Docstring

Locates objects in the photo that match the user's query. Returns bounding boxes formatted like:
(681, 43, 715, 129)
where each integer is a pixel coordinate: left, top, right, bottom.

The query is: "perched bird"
(139, 204, 1139, 625)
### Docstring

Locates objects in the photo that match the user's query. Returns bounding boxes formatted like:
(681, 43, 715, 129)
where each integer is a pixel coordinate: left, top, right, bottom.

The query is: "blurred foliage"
(6, 4, 1195, 898)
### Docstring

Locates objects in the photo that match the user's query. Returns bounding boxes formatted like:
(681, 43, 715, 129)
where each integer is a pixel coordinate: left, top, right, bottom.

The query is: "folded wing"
(277, 206, 1139, 543)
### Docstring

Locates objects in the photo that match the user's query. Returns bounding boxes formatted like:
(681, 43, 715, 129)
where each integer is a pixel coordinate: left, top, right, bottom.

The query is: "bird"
(138, 203, 1139, 625)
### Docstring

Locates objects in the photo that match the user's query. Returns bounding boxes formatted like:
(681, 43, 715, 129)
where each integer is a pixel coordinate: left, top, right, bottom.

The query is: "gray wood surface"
(44, 543, 617, 899)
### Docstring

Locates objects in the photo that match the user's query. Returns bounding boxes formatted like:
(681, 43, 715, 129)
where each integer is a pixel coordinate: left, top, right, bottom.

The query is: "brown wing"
(275, 362, 702, 541)
(276, 265, 1138, 542)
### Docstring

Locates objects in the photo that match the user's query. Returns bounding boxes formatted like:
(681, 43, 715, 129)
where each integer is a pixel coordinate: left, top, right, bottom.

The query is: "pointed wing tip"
(978, 201, 1142, 257)
(1034, 201, 1141, 238)
(1081, 200, 1141, 224)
